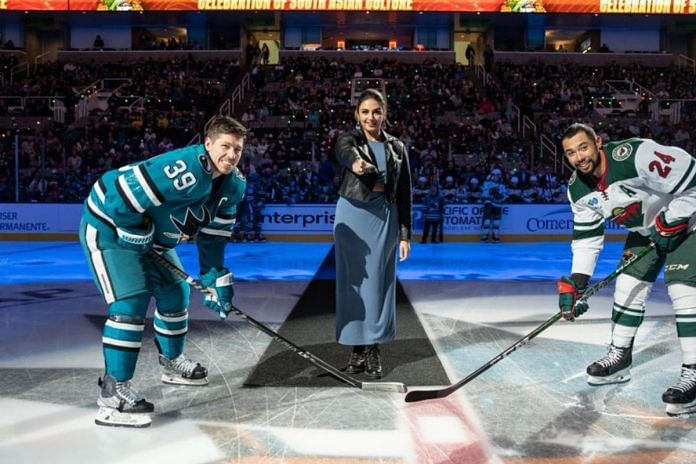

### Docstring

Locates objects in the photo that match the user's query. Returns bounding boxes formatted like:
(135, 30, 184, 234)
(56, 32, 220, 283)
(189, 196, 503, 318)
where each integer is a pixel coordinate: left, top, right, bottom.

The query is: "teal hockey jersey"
(85, 144, 246, 250)
(567, 138, 696, 276)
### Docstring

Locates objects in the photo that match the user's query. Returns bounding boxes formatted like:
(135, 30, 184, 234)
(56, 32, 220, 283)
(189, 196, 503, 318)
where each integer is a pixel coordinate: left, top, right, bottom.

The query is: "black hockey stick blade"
(404, 386, 452, 402)
(405, 244, 655, 403)
(147, 250, 408, 394)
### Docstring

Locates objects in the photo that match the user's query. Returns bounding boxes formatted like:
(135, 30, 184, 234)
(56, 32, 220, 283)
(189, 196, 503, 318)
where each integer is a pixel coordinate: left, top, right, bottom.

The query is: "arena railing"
(677, 54, 696, 74)
(278, 49, 455, 64)
(189, 72, 251, 146)
(493, 51, 673, 67)
(57, 49, 243, 64)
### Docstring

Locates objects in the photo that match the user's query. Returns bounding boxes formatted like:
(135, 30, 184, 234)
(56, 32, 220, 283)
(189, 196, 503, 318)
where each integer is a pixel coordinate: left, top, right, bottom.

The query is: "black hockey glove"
(650, 211, 690, 254)
(557, 274, 589, 321)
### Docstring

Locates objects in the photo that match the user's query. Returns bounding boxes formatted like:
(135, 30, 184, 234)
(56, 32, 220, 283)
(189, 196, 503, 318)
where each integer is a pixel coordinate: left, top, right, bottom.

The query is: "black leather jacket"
(334, 128, 412, 241)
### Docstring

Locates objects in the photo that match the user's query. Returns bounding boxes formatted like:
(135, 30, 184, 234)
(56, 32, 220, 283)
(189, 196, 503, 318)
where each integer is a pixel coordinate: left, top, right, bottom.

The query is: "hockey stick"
(147, 250, 407, 393)
(404, 244, 655, 403)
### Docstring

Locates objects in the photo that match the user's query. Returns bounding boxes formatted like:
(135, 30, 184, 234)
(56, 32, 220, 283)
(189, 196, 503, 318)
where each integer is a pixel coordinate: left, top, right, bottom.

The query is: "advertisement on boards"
(0, 203, 628, 238)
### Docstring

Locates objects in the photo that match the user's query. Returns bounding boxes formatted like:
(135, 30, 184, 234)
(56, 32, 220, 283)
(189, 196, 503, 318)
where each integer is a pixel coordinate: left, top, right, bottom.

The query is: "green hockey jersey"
(85, 144, 246, 250)
(568, 138, 696, 276)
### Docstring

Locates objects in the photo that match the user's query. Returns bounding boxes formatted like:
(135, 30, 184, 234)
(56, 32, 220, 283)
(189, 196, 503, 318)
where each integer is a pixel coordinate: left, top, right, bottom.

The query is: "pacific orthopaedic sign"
(2, 0, 694, 13)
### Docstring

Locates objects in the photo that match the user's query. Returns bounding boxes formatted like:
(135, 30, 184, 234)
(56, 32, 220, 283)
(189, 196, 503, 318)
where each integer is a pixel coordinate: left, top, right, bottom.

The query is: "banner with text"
(2, 0, 695, 14)
(0, 203, 630, 237)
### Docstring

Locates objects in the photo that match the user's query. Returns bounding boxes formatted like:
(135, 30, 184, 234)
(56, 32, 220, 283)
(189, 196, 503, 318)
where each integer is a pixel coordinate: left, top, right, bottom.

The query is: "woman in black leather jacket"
(333, 88, 412, 378)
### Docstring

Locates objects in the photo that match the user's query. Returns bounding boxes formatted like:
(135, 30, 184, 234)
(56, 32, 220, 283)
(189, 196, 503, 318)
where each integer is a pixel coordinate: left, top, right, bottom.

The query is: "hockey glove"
(650, 211, 690, 254)
(116, 223, 154, 254)
(557, 275, 589, 321)
(200, 268, 234, 320)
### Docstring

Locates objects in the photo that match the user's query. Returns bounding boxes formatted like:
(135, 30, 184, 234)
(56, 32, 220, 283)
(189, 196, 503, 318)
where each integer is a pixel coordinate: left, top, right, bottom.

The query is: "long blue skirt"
(334, 193, 399, 345)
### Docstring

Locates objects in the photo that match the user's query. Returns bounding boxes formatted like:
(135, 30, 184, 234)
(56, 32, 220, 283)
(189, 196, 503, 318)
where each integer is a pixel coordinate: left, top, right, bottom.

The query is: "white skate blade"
(587, 368, 631, 386)
(161, 373, 209, 386)
(95, 407, 151, 428)
(665, 399, 696, 417)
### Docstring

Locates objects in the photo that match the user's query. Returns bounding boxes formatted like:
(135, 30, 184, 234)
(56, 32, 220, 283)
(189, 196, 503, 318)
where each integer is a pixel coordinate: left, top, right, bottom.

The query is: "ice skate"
(586, 343, 632, 386)
(95, 375, 153, 428)
(160, 353, 209, 386)
(663, 364, 696, 416)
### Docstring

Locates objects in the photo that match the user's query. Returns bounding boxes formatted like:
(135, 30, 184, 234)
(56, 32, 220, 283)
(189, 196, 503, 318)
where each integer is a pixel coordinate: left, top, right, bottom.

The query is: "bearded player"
(558, 122, 696, 416)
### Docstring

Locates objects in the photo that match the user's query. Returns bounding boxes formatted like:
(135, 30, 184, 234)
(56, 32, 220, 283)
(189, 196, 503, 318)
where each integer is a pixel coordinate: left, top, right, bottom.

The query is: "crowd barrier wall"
(0, 203, 629, 242)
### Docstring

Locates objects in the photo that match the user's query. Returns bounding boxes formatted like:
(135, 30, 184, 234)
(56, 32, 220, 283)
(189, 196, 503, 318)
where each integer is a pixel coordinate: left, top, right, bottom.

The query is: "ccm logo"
(666, 264, 690, 271)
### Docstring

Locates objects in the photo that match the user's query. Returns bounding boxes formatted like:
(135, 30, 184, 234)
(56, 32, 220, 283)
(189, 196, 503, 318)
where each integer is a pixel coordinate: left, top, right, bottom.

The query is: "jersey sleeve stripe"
(136, 164, 165, 205)
(212, 215, 236, 225)
(572, 225, 604, 240)
(216, 211, 236, 220)
(116, 175, 145, 213)
(573, 218, 603, 228)
(199, 227, 233, 237)
(94, 179, 106, 204)
(573, 222, 603, 231)
(670, 157, 696, 194)
(86, 195, 116, 228)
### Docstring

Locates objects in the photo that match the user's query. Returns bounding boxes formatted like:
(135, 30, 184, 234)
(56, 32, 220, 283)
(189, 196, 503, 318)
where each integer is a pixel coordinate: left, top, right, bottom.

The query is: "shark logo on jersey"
(168, 206, 211, 242)
(612, 143, 633, 162)
(610, 201, 643, 229)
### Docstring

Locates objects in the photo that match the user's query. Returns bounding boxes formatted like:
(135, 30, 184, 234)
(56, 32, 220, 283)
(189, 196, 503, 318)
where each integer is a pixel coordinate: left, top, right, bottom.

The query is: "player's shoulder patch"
(611, 142, 633, 162)
(198, 153, 212, 174)
(568, 170, 577, 186)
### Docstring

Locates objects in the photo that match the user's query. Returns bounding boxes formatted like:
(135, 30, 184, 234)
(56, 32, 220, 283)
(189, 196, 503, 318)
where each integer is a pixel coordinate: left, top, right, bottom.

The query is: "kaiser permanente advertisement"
(2, 0, 695, 13)
(0, 203, 627, 239)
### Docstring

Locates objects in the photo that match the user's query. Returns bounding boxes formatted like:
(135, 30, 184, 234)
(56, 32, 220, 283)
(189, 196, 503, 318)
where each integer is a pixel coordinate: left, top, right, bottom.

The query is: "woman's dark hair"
(355, 88, 389, 127)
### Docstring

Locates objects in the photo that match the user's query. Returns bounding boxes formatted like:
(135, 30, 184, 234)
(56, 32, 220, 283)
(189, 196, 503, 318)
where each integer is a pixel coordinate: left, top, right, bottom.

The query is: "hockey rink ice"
(1, 240, 695, 464)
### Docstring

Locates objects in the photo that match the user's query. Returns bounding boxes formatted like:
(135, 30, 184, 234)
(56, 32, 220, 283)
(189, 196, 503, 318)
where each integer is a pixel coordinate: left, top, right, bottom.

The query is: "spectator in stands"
(484, 45, 494, 73)
(333, 88, 412, 379)
(260, 43, 270, 65)
(507, 176, 523, 202)
(413, 175, 429, 203)
(466, 44, 475, 68)
(93, 35, 105, 49)
(467, 176, 482, 202)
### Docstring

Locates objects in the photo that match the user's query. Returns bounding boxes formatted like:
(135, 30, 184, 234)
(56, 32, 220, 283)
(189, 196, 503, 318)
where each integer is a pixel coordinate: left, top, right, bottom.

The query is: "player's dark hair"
(355, 88, 390, 127)
(206, 116, 247, 141)
(561, 123, 597, 143)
